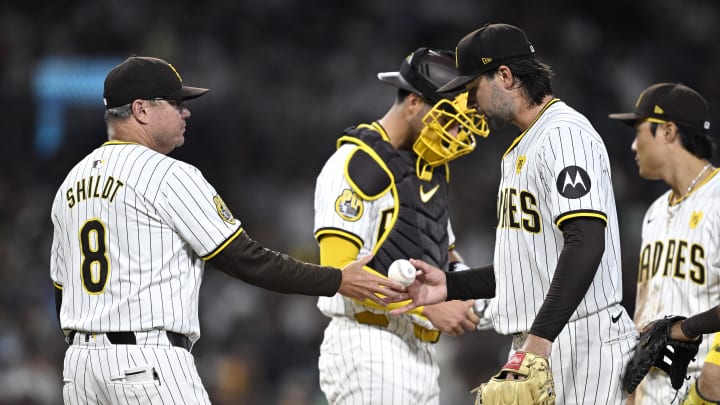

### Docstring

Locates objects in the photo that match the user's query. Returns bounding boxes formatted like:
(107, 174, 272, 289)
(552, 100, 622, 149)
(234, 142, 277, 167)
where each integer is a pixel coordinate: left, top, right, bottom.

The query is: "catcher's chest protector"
(341, 126, 450, 275)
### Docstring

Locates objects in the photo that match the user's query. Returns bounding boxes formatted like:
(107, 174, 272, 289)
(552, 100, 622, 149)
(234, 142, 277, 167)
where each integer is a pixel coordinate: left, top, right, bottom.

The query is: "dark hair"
(482, 58, 554, 106)
(396, 88, 412, 104)
(650, 122, 715, 160)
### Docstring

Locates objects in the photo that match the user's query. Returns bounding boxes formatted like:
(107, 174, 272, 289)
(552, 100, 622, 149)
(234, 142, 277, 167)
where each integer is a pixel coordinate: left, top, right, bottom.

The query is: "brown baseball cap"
(437, 23, 536, 93)
(103, 56, 209, 109)
(608, 83, 711, 132)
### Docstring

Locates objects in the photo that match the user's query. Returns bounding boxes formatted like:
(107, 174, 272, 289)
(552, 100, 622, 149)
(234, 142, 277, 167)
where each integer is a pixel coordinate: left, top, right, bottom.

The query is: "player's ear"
(404, 93, 426, 118)
(131, 99, 151, 123)
(496, 66, 513, 89)
(664, 122, 679, 142)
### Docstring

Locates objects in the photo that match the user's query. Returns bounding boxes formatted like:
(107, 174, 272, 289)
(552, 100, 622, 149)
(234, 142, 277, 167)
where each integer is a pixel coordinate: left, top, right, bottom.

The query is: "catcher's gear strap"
(446, 264, 495, 300)
(530, 217, 605, 342)
(681, 306, 720, 339)
(684, 381, 720, 405)
(210, 230, 341, 296)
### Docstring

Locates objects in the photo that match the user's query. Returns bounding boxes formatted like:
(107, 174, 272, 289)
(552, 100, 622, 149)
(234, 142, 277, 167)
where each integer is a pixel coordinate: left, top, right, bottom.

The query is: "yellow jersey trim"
(315, 228, 363, 250)
(502, 98, 561, 159)
(102, 140, 141, 146)
(202, 227, 244, 261)
(555, 211, 607, 227)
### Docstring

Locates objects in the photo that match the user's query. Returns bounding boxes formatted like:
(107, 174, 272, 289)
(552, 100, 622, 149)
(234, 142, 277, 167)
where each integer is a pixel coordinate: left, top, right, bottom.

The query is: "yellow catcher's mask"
(414, 92, 489, 180)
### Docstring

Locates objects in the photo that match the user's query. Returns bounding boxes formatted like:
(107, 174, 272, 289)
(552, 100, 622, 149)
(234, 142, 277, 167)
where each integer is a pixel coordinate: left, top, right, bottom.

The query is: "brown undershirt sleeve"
(209, 231, 342, 296)
(530, 217, 605, 341)
(681, 306, 720, 338)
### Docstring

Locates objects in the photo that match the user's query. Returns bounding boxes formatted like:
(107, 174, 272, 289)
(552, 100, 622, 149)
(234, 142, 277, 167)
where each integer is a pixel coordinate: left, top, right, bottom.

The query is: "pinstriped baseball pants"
(62, 332, 210, 404)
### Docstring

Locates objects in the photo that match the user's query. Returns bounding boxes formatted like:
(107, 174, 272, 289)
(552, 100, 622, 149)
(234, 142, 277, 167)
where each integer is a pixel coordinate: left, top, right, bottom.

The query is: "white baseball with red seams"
(387, 259, 416, 287)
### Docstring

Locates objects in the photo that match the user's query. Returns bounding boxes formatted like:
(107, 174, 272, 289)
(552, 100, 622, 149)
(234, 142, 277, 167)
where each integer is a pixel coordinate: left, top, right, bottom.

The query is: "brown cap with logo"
(609, 83, 711, 132)
(103, 56, 209, 109)
(437, 23, 535, 93)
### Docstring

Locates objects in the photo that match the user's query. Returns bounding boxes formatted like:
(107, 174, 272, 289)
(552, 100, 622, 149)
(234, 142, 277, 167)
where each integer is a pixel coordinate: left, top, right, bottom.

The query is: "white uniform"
(50, 141, 241, 404)
(314, 124, 455, 405)
(633, 169, 720, 404)
(492, 99, 637, 404)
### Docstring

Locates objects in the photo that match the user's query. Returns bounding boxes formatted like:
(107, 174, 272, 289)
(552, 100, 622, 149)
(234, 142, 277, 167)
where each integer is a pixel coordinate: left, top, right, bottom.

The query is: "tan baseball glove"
(472, 351, 555, 405)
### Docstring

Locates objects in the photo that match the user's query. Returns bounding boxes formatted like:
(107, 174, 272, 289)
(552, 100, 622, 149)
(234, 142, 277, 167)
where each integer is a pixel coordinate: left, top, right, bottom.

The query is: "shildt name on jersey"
(65, 175, 125, 208)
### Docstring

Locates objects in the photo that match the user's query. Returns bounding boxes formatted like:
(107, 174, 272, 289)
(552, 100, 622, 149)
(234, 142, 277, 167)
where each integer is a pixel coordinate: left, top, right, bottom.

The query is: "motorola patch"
(556, 166, 591, 199)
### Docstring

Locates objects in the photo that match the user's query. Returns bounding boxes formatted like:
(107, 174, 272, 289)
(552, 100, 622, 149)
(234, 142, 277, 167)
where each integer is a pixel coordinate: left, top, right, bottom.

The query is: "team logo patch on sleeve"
(334, 189, 364, 222)
(556, 166, 591, 199)
(213, 195, 236, 225)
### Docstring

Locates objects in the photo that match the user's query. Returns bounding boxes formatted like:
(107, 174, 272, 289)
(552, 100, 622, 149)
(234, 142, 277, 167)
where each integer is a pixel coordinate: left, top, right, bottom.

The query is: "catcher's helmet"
(378, 47, 489, 179)
(377, 47, 460, 105)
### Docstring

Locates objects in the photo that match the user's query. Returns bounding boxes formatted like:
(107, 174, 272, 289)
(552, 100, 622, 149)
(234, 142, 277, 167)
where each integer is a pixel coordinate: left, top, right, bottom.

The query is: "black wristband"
(680, 306, 720, 338)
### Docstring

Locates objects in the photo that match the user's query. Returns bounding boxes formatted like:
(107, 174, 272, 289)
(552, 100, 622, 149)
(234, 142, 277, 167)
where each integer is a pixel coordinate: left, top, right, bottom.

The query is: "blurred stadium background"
(1, 0, 719, 403)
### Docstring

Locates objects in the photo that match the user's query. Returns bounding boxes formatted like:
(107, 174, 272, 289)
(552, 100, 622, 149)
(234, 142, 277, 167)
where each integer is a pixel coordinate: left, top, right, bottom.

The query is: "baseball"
(387, 259, 417, 287)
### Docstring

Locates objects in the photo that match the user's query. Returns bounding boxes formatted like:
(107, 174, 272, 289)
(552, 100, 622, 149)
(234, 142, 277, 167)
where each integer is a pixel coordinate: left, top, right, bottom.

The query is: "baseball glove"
(682, 381, 720, 405)
(472, 351, 555, 405)
(623, 315, 702, 393)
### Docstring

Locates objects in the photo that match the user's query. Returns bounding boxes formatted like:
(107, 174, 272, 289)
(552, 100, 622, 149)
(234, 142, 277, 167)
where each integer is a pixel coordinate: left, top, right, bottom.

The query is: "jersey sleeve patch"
(334, 189, 364, 222)
(346, 148, 391, 199)
(213, 195, 236, 225)
(556, 165, 591, 199)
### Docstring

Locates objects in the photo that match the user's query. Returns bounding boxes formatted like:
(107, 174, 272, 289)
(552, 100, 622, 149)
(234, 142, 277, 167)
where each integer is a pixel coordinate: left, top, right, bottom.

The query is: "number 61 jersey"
(50, 142, 241, 341)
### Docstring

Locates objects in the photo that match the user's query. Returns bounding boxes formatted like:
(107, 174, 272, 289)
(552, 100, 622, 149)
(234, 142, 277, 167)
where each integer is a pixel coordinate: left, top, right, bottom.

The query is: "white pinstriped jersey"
(50, 141, 241, 342)
(314, 142, 456, 322)
(634, 170, 720, 404)
(490, 99, 624, 335)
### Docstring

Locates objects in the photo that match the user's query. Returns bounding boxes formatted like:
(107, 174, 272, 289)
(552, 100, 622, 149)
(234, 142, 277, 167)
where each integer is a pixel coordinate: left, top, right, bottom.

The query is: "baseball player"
(609, 83, 720, 404)
(313, 48, 488, 404)
(50, 56, 408, 404)
(391, 24, 638, 405)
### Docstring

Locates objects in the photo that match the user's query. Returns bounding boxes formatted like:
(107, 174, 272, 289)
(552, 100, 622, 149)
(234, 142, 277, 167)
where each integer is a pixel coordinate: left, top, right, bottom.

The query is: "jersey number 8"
(80, 219, 110, 294)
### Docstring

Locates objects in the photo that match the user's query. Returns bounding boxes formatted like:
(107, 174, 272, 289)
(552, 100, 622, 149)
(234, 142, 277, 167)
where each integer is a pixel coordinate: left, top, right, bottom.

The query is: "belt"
(354, 311, 440, 343)
(67, 330, 192, 351)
